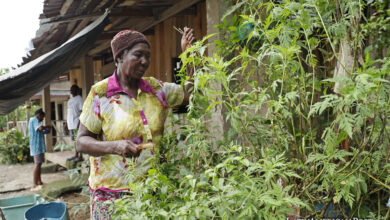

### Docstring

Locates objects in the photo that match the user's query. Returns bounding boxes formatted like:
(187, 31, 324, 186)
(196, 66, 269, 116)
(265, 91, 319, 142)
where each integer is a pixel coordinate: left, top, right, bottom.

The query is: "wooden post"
(81, 56, 94, 100)
(55, 101, 60, 122)
(14, 108, 18, 127)
(5, 114, 9, 130)
(25, 101, 30, 136)
(206, 0, 229, 142)
(43, 86, 53, 152)
(55, 101, 61, 144)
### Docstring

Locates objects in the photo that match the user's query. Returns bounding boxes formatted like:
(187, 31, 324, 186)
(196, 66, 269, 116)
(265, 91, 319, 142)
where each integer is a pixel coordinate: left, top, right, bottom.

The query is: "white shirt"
(67, 95, 83, 130)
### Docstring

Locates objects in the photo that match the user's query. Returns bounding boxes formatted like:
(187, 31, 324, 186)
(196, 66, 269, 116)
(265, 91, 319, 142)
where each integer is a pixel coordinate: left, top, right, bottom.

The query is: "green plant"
(54, 144, 74, 152)
(0, 104, 41, 129)
(111, 0, 390, 218)
(0, 128, 31, 164)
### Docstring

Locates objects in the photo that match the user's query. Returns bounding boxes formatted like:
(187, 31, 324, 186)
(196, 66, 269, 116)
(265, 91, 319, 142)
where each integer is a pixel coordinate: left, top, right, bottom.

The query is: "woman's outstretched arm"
(76, 123, 141, 157)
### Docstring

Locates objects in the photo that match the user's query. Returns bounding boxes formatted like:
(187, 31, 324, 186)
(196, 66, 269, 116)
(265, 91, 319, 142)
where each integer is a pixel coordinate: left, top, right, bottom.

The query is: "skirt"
(90, 189, 128, 220)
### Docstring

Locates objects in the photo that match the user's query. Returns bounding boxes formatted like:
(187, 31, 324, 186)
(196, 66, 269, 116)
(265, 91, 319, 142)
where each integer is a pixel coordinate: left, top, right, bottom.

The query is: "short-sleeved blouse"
(80, 72, 184, 191)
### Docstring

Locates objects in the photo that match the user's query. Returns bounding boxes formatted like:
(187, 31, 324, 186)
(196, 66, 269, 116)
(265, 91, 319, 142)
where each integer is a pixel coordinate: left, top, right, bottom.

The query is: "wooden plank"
(93, 59, 103, 81)
(88, 0, 203, 56)
(163, 18, 172, 82)
(81, 56, 94, 99)
(100, 61, 116, 78)
(151, 0, 202, 28)
(194, 3, 202, 40)
(64, 20, 78, 40)
(145, 34, 155, 77)
(43, 12, 101, 24)
(75, 0, 95, 15)
(132, 0, 202, 32)
(69, 18, 92, 38)
(46, 151, 75, 168)
(89, 41, 111, 55)
(118, 0, 137, 7)
(170, 16, 178, 58)
(60, 0, 75, 15)
(43, 86, 53, 152)
(200, 1, 207, 37)
(95, 0, 114, 12)
(88, 17, 129, 56)
(111, 8, 154, 17)
(155, 24, 162, 80)
(44, 8, 154, 25)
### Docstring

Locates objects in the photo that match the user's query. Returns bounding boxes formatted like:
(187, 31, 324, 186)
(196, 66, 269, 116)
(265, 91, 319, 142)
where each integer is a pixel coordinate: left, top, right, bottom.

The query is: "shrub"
(0, 128, 31, 164)
(110, 0, 390, 219)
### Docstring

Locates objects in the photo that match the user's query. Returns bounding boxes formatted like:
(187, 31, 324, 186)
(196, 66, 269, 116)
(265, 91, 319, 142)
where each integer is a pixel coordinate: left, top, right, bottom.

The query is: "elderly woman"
(77, 28, 194, 219)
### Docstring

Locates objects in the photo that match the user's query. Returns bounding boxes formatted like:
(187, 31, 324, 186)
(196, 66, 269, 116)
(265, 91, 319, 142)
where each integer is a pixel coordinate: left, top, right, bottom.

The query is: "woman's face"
(117, 43, 150, 80)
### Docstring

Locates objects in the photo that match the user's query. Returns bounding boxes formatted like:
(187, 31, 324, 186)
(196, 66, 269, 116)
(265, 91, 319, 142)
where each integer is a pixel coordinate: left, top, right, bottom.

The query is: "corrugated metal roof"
(22, 0, 200, 65)
(31, 90, 71, 100)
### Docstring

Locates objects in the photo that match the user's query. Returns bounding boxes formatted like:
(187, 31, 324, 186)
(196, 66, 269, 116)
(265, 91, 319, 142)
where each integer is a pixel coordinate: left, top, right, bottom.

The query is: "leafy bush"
(0, 128, 31, 164)
(109, 0, 390, 219)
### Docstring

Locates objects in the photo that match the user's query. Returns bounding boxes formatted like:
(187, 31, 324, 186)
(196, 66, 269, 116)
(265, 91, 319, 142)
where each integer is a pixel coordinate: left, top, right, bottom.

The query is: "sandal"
(31, 185, 43, 191)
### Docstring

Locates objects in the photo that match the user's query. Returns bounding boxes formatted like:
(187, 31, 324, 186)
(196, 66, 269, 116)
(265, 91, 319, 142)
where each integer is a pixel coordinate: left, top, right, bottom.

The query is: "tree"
(0, 68, 9, 76)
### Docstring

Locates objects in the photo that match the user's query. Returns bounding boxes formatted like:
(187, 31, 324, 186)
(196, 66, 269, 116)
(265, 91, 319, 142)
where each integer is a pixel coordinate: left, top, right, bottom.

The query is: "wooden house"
(13, 0, 229, 152)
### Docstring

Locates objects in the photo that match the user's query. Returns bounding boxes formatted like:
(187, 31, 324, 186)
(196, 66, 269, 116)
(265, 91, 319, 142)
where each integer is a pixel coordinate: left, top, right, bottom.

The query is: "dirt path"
(0, 163, 67, 198)
(61, 192, 90, 220)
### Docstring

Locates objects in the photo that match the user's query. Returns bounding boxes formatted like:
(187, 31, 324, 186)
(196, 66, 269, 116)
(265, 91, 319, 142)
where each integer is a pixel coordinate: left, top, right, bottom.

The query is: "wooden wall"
(94, 1, 207, 83)
(69, 68, 82, 87)
(144, 1, 207, 82)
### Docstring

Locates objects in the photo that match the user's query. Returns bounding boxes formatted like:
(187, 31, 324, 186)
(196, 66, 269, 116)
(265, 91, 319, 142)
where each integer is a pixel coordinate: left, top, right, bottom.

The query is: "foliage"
(0, 128, 31, 164)
(0, 68, 9, 76)
(0, 104, 41, 129)
(111, 0, 390, 219)
(54, 144, 74, 152)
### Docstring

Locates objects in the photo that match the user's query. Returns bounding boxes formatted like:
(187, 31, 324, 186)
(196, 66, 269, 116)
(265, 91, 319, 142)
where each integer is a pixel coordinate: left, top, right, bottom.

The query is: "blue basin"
(0, 194, 43, 220)
(24, 202, 68, 220)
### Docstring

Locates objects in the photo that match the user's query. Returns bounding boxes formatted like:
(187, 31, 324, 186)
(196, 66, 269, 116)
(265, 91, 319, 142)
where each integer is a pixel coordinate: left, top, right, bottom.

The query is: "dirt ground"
(61, 191, 90, 220)
(0, 163, 67, 196)
(0, 163, 90, 220)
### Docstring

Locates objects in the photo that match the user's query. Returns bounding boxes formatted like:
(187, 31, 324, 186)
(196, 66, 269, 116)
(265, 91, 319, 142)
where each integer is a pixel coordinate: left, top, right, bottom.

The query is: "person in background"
(28, 108, 50, 191)
(67, 84, 83, 162)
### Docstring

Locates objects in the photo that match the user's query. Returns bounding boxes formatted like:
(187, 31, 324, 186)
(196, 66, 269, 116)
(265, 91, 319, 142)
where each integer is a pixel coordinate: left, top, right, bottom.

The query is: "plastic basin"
(0, 194, 43, 220)
(315, 203, 350, 217)
(24, 202, 68, 220)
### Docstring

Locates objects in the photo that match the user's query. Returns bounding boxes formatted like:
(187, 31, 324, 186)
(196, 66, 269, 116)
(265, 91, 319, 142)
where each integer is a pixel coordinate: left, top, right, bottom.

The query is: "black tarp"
(0, 12, 109, 115)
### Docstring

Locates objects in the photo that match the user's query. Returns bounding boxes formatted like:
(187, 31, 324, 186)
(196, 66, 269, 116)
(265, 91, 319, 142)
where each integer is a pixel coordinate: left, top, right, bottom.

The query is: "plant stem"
(361, 170, 390, 191)
(298, 167, 325, 197)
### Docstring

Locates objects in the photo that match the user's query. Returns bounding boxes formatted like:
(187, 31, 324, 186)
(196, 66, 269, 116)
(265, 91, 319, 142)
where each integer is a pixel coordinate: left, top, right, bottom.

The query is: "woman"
(77, 27, 194, 219)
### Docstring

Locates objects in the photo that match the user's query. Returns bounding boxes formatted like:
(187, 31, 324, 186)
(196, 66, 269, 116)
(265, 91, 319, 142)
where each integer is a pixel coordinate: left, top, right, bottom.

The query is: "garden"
(1, 0, 390, 219)
(110, 0, 390, 219)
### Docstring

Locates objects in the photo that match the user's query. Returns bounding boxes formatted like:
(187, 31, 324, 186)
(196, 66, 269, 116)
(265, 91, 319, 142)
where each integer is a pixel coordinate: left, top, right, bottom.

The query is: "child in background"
(28, 108, 50, 191)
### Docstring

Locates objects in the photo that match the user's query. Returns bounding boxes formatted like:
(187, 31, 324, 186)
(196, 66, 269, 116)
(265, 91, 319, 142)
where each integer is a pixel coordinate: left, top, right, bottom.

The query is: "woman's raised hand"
(181, 27, 195, 51)
(114, 140, 142, 157)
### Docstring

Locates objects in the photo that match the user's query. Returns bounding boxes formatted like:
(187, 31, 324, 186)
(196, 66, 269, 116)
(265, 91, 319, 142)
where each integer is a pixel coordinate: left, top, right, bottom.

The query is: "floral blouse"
(80, 71, 184, 191)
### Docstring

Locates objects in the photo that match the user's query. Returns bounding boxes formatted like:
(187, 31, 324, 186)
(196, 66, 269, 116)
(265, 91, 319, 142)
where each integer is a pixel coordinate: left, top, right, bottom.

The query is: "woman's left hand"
(181, 27, 195, 51)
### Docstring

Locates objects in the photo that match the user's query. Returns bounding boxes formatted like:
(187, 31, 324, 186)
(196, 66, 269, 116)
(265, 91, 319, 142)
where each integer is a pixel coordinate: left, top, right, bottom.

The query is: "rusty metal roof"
(23, 0, 201, 65)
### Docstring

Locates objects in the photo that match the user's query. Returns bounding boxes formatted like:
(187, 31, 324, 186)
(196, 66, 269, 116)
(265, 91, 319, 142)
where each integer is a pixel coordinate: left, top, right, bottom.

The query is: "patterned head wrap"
(110, 30, 150, 62)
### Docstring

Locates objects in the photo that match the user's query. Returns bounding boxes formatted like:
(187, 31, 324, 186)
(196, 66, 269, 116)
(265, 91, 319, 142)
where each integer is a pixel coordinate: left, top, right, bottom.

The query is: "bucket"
(24, 202, 68, 220)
